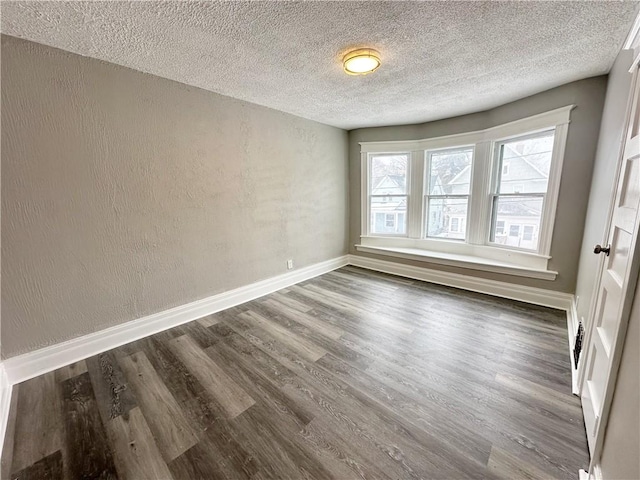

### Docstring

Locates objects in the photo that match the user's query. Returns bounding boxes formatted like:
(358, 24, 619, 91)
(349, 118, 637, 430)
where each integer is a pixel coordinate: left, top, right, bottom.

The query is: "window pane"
(523, 225, 534, 241)
(426, 197, 468, 240)
(371, 154, 408, 195)
(371, 196, 407, 234)
(428, 148, 473, 195)
(498, 132, 554, 194)
(491, 196, 543, 250)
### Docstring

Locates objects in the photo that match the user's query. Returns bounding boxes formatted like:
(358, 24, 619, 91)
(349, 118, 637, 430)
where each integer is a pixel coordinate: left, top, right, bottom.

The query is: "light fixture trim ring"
(342, 48, 381, 75)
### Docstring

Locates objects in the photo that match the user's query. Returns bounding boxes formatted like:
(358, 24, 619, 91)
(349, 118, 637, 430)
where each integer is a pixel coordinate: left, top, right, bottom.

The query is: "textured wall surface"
(1, 1, 637, 129)
(574, 49, 636, 325)
(349, 77, 607, 293)
(1, 36, 349, 358)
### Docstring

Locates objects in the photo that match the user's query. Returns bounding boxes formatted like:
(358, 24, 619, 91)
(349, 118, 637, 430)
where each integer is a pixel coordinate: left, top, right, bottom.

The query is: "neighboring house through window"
(358, 106, 573, 277)
(425, 147, 473, 241)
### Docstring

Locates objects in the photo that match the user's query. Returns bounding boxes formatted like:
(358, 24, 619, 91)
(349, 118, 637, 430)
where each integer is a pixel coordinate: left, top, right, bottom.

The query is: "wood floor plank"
(239, 310, 327, 362)
(205, 339, 316, 427)
(495, 372, 581, 415)
(195, 313, 220, 328)
(61, 372, 118, 479)
(223, 316, 491, 479)
(167, 441, 228, 480)
(260, 297, 345, 340)
(118, 352, 199, 461)
(246, 302, 370, 369)
(4, 267, 588, 478)
(169, 418, 259, 480)
(269, 291, 313, 313)
(136, 335, 222, 431)
(86, 351, 137, 423)
(276, 350, 493, 479)
(10, 373, 62, 474)
(10, 450, 63, 480)
(168, 335, 255, 418)
(318, 353, 493, 465)
(487, 445, 559, 480)
(1, 385, 20, 479)
(230, 404, 336, 480)
(177, 321, 221, 349)
(105, 407, 174, 480)
(301, 417, 396, 480)
(55, 360, 88, 383)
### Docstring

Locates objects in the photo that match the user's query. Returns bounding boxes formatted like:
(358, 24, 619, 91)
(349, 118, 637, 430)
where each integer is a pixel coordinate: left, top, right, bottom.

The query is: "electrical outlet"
(287, 259, 294, 270)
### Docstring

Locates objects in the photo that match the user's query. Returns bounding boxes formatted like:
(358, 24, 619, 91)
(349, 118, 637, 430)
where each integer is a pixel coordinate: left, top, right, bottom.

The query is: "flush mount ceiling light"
(342, 48, 381, 75)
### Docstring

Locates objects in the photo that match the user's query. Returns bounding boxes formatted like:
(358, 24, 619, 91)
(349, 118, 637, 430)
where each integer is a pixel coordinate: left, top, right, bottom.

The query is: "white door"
(581, 66, 640, 456)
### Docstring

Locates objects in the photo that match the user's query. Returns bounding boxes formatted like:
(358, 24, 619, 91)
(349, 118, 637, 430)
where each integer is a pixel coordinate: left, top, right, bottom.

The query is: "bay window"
(357, 106, 573, 279)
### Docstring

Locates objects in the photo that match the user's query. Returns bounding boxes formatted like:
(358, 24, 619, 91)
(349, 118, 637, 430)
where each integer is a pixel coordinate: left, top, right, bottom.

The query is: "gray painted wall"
(1, 35, 349, 358)
(349, 77, 608, 293)
(574, 50, 636, 325)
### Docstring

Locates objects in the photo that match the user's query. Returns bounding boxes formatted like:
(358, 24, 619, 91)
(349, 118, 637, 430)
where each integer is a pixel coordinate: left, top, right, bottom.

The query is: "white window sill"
(354, 244, 558, 280)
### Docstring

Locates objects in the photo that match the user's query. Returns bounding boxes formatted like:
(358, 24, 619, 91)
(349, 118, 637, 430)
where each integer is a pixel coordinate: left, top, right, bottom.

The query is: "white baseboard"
(0, 252, 582, 462)
(1, 254, 577, 387)
(347, 254, 574, 310)
(3, 255, 349, 385)
(0, 363, 12, 460)
(567, 298, 581, 395)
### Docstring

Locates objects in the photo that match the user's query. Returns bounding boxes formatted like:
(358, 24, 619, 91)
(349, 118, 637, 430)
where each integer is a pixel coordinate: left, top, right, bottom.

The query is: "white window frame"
(488, 128, 555, 252)
(358, 105, 573, 279)
(364, 152, 411, 237)
(424, 146, 475, 241)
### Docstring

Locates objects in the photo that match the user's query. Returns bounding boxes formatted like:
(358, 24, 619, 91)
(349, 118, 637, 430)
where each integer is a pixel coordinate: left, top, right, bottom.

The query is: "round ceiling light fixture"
(342, 48, 381, 75)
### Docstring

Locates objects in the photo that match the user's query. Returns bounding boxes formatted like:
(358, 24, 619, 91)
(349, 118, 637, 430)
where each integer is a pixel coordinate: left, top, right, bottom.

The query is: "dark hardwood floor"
(1, 266, 589, 479)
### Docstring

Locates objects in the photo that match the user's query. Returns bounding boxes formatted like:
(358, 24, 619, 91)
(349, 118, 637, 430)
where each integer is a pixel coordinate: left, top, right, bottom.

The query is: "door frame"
(578, 49, 640, 392)
(577, 28, 640, 475)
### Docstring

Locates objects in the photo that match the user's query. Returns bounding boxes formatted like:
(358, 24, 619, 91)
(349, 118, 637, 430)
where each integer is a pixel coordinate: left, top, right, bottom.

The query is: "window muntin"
(360, 106, 572, 265)
(369, 154, 409, 235)
(490, 131, 555, 251)
(425, 147, 473, 240)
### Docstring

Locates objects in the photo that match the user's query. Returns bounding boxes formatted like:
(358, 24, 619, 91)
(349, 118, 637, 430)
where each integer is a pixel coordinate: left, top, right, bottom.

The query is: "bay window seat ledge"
(354, 244, 558, 280)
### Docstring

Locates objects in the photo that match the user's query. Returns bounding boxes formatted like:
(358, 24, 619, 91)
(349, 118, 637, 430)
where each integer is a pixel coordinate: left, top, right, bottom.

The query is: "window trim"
(359, 105, 573, 275)
(424, 145, 474, 241)
(364, 152, 411, 238)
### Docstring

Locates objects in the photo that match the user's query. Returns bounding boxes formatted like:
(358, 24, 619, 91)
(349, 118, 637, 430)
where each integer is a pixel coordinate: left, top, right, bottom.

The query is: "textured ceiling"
(1, 1, 639, 129)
